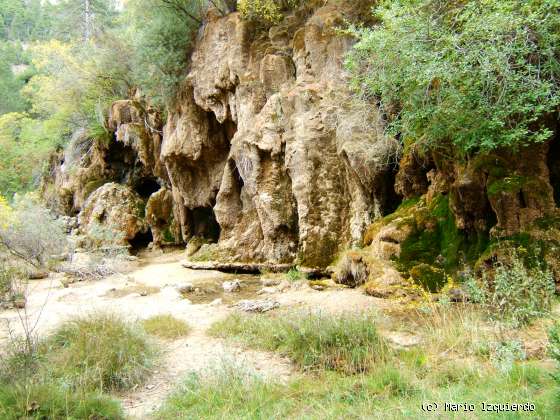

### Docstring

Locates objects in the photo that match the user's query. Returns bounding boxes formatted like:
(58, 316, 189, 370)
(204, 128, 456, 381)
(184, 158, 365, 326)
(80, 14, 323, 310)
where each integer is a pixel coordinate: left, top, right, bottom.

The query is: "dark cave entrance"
(105, 135, 135, 182)
(134, 177, 160, 198)
(547, 129, 560, 207)
(129, 229, 153, 253)
(189, 207, 221, 242)
(381, 163, 402, 216)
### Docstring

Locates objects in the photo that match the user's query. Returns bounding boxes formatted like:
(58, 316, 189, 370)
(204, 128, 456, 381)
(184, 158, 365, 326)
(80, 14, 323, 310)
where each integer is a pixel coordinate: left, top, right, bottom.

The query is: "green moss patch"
(396, 194, 490, 275)
(409, 263, 446, 293)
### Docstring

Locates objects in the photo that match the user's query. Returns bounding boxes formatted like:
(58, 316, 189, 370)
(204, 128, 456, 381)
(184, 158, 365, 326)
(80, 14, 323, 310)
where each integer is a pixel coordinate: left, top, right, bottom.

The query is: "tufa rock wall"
(43, 3, 398, 267)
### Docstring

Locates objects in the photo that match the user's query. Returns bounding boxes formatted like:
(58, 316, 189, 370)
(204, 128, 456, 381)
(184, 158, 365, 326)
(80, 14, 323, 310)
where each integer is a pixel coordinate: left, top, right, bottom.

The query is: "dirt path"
(0, 250, 390, 418)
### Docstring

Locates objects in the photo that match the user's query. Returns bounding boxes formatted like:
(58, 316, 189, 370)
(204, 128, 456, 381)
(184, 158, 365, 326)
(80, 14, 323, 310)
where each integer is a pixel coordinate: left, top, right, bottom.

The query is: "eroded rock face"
(164, 6, 398, 266)
(485, 143, 556, 237)
(145, 188, 181, 246)
(78, 183, 148, 245)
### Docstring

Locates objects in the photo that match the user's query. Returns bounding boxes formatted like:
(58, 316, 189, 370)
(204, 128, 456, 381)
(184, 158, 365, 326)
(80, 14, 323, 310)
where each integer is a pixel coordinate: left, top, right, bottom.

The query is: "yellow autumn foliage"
(237, 0, 299, 24)
(0, 194, 15, 229)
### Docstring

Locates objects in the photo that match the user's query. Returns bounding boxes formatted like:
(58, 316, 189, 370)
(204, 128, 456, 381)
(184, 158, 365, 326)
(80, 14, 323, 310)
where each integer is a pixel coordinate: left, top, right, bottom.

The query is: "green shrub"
(142, 314, 191, 339)
(0, 193, 67, 268)
(286, 267, 306, 282)
(41, 313, 156, 392)
(463, 253, 555, 326)
(238, 0, 300, 24)
(346, 0, 560, 155)
(491, 340, 526, 374)
(210, 311, 388, 373)
(0, 314, 149, 419)
(126, 0, 203, 106)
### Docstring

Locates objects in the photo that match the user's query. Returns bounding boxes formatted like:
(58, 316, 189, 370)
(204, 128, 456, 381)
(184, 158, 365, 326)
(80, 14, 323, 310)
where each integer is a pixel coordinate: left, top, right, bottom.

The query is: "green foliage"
(125, 0, 205, 106)
(238, 0, 300, 24)
(0, 113, 57, 196)
(0, 313, 156, 419)
(286, 267, 306, 282)
(346, 0, 560, 155)
(549, 322, 560, 386)
(0, 0, 50, 42)
(0, 382, 124, 420)
(158, 346, 556, 418)
(41, 313, 156, 392)
(464, 252, 556, 326)
(0, 42, 29, 114)
(156, 364, 285, 419)
(45, 0, 119, 42)
(491, 340, 526, 373)
(210, 311, 388, 373)
(142, 314, 191, 339)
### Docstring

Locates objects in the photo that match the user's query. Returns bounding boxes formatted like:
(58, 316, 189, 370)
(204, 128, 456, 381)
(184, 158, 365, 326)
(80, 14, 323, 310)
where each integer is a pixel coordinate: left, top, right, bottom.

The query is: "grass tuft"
(0, 313, 156, 418)
(41, 313, 156, 392)
(0, 382, 124, 419)
(142, 314, 191, 339)
(210, 311, 388, 373)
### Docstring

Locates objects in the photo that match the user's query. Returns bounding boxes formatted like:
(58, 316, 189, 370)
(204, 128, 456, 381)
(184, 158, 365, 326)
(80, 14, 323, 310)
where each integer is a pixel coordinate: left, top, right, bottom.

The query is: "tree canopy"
(346, 0, 560, 155)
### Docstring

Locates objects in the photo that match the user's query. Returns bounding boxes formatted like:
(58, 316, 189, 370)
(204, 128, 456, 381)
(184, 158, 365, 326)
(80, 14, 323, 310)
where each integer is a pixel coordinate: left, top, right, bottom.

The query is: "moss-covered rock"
(333, 250, 369, 287)
(409, 263, 446, 293)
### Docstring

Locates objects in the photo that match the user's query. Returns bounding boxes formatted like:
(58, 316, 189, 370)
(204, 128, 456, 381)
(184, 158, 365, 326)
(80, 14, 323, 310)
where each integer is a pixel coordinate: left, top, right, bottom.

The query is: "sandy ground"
(0, 250, 390, 419)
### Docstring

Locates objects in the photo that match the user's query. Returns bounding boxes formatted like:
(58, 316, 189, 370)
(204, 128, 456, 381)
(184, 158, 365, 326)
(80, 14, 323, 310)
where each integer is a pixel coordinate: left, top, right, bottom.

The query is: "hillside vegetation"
(0, 0, 560, 418)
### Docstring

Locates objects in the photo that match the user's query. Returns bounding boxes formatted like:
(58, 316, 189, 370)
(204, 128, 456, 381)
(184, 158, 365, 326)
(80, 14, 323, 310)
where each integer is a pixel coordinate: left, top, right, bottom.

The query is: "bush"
(126, 0, 204, 106)
(286, 267, 306, 282)
(0, 313, 153, 419)
(238, 0, 300, 24)
(463, 253, 556, 326)
(210, 311, 388, 373)
(142, 314, 191, 339)
(346, 0, 560, 155)
(0, 194, 66, 268)
(41, 313, 156, 392)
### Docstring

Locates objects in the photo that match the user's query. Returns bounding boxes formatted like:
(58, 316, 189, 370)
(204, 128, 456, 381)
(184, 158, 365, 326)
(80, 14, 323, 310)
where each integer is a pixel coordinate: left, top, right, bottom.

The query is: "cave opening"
(129, 229, 153, 253)
(189, 207, 221, 242)
(105, 135, 135, 181)
(547, 129, 560, 207)
(381, 163, 402, 216)
(135, 178, 160, 198)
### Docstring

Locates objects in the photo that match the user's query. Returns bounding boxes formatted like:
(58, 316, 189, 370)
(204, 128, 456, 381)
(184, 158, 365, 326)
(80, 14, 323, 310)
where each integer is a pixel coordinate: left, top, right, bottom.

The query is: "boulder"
(234, 299, 280, 312)
(334, 251, 369, 287)
(78, 183, 148, 246)
(223, 280, 241, 293)
(364, 268, 408, 298)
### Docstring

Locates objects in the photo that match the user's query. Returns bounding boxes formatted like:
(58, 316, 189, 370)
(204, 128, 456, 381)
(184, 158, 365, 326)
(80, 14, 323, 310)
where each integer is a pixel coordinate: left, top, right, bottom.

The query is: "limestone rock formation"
(41, 1, 560, 283)
(145, 188, 181, 246)
(162, 6, 398, 267)
(78, 183, 148, 246)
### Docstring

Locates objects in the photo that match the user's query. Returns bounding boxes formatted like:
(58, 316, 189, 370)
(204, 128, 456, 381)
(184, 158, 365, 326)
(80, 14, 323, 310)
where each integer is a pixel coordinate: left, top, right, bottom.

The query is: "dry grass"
(142, 315, 191, 339)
